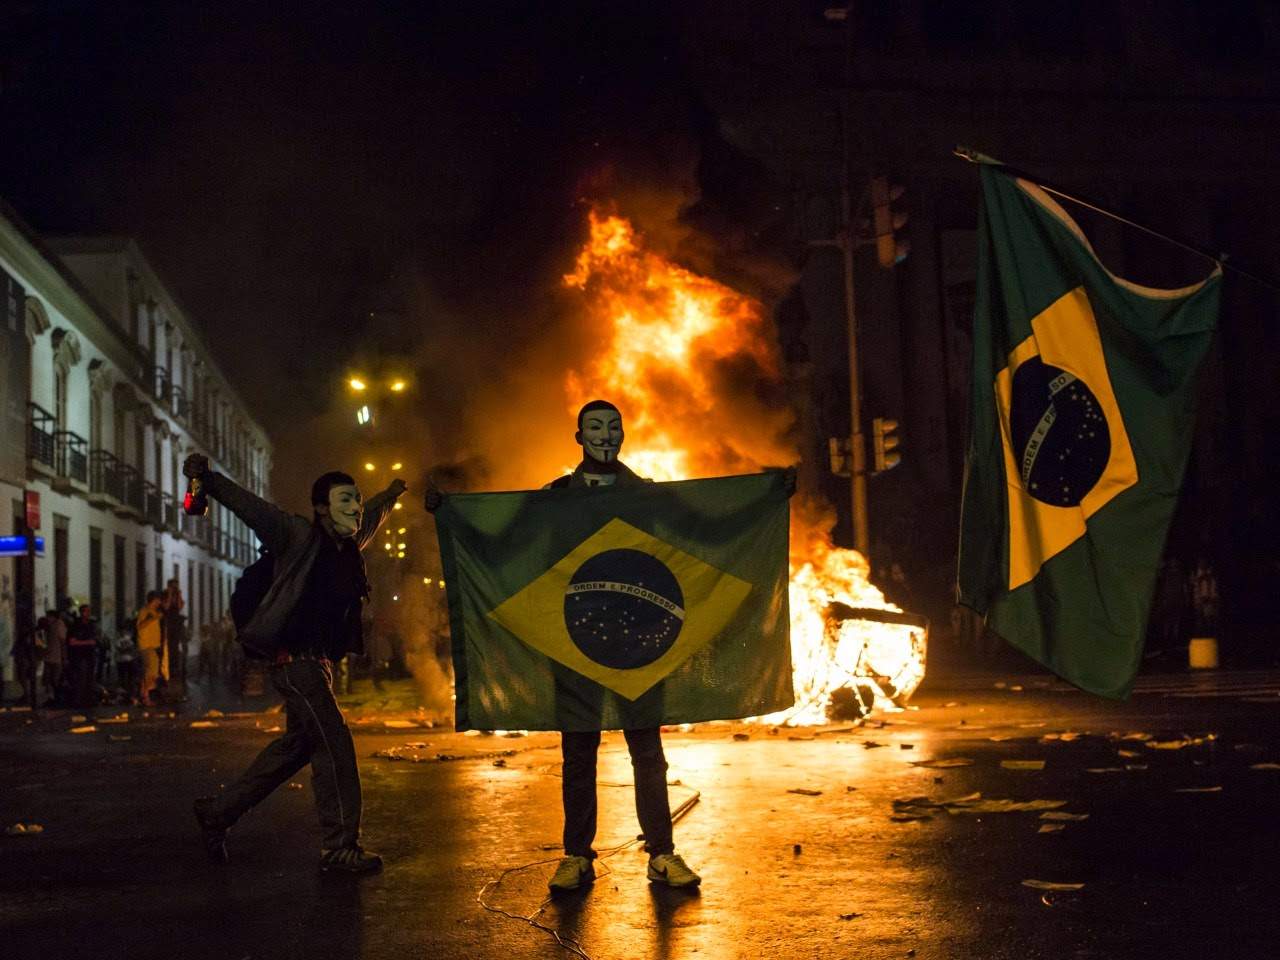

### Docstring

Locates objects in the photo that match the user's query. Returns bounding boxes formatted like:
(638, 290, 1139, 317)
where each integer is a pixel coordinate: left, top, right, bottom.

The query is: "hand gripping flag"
(436, 471, 793, 730)
(958, 166, 1221, 699)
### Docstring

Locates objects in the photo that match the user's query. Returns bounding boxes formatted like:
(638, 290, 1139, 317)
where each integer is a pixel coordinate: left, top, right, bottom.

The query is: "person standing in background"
(163, 579, 188, 700)
(42, 607, 67, 706)
(66, 604, 101, 708)
(136, 592, 165, 707)
(114, 619, 139, 704)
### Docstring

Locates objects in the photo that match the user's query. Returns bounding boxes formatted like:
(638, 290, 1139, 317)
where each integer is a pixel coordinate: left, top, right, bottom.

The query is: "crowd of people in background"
(4, 582, 243, 710)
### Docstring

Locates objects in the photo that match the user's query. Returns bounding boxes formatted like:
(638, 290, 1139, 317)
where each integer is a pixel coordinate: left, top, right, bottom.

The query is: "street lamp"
(349, 377, 367, 392)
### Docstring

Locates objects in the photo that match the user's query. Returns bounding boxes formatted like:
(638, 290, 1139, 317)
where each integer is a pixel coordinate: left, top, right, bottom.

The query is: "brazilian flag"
(436, 471, 793, 730)
(958, 165, 1221, 699)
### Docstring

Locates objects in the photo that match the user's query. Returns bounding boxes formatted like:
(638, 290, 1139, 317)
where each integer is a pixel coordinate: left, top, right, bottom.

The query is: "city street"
(2, 669, 1278, 960)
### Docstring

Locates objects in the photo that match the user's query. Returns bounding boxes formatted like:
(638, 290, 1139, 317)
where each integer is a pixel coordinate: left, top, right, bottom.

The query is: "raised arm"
(183, 453, 297, 554)
(357, 478, 407, 551)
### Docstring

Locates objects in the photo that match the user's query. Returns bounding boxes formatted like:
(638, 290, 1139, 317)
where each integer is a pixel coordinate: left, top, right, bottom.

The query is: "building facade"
(0, 201, 270, 691)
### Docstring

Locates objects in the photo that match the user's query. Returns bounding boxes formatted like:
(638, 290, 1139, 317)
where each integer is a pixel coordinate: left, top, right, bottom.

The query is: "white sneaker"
(647, 852, 701, 888)
(548, 855, 595, 892)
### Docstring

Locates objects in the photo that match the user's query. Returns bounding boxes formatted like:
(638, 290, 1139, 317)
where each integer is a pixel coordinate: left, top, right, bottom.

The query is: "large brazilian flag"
(436, 471, 793, 730)
(958, 165, 1221, 699)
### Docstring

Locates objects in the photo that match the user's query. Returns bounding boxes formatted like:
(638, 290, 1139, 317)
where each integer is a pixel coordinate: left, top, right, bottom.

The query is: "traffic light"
(870, 176, 909, 268)
(827, 437, 851, 477)
(872, 417, 901, 472)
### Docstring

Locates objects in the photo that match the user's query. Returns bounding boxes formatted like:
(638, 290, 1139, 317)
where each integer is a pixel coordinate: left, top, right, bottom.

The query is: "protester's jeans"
(210, 658, 362, 850)
(66, 648, 97, 707)
(561, 728, 673, 860)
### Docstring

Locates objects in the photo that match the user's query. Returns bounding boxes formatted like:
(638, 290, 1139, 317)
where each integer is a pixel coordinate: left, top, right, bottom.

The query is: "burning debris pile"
(561, 208, 927, 724)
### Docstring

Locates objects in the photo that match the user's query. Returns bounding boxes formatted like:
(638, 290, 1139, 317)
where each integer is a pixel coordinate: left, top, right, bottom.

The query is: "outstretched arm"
(357, 478, 407, 550)
(183, 453, 296, 554)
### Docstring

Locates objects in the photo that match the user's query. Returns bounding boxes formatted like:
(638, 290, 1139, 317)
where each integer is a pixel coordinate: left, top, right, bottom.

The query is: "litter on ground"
(1022, 879, 1084, 891)
(908, 758, 974, 769)
(1001, 760, 1046, 771)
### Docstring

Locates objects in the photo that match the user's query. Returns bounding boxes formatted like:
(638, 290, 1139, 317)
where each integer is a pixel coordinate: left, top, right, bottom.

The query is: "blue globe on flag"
(564, 548, 685, 669)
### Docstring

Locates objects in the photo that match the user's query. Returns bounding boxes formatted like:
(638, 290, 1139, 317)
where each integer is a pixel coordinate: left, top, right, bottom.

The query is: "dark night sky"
(0, 1, 719, 495)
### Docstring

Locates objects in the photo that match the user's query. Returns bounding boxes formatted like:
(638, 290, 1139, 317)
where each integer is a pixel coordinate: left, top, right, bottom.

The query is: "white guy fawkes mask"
(327, 484, 363, 537)
(577, 408, 624, 465)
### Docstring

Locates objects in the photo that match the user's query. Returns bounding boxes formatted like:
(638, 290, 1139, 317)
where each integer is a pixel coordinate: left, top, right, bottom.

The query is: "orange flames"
(563, 209, 926, 724)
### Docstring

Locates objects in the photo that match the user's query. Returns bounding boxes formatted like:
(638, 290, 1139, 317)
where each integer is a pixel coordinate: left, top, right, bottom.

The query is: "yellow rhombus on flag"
(995, 285, 1139, 591)
(488, 517, 752, 700)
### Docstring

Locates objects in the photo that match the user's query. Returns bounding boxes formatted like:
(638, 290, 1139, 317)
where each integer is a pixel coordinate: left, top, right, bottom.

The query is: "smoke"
(268, 161, 801, 715)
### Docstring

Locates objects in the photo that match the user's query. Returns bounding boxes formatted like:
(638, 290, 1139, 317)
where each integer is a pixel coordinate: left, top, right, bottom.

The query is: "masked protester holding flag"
(429, 401, 709, 892)
(184, 452, 406, 874)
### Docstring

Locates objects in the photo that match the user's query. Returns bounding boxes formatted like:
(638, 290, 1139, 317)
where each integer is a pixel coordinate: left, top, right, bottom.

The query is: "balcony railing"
(150, 366, 172, 404)
(119, 464, 144, 514)
(28, 403, 56, 468)
(162, 492, 178, 532)
(170, 384, 191, 422)
(54, 430, 89, 485)
(89, 449, 124, 502)
(143, 480, 163, 527)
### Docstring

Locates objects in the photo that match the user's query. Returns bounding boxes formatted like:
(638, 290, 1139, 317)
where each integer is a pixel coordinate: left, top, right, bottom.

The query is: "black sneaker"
(319, 846, 383, 875)
(193, 797, 228, 864)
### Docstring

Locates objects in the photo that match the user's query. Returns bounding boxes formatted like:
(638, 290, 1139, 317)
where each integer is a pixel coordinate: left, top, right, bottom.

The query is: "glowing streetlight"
(390, 380, 406, 392)
(391, 461, 403, 471)
(397, 551, 406, 558)
(393, 502, 402, 510)
(397, 527, 406, 534)
(349, 377, 367, 392)
(364, 462, 375, 472)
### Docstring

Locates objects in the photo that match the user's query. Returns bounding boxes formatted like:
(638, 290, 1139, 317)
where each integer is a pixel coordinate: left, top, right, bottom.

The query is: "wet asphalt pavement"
(2, 669, 1279, 960)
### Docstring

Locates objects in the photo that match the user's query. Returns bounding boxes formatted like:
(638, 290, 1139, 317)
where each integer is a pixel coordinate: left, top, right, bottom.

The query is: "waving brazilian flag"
(436, 471, 793, 731)
(958, 164, 1221, 699)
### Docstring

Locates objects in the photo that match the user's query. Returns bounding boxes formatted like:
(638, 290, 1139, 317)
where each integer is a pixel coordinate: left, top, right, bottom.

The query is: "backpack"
(229, 549, 275, 658)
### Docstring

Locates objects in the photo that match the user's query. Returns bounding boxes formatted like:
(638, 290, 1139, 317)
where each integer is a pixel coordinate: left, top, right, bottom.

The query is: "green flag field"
(436, 471, 793, 730)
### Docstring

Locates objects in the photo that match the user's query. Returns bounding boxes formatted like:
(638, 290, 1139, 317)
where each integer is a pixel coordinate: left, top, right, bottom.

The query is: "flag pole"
(954, 146, 1280, 294)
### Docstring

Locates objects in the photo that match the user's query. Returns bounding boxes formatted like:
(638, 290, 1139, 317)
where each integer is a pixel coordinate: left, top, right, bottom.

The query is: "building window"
(134, 421, 145, 474)
(89, 386, 103, 452)
(89, 527, 103, 619)
(114, 409, 126, 462)
(114, 535, 127, 627)
(135, 542, 147, 610)
(54, 514, 70, 607)
(54, 365, 68, 432)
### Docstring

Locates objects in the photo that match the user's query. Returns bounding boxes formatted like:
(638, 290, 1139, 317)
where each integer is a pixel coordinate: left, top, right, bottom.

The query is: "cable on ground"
(476, 778, 701, 960)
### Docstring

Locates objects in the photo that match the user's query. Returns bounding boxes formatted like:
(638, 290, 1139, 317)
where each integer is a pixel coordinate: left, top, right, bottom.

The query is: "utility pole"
(840, 128, 870, 560)
(837, 7, 870, 557)
(836, 3, 870, 558)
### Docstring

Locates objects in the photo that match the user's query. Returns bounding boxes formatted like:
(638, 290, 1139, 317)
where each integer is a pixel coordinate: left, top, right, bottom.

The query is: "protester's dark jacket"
(203, 471, 397, 658)
(545, 461, 648, 490)
(67, 619, 100, 650)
